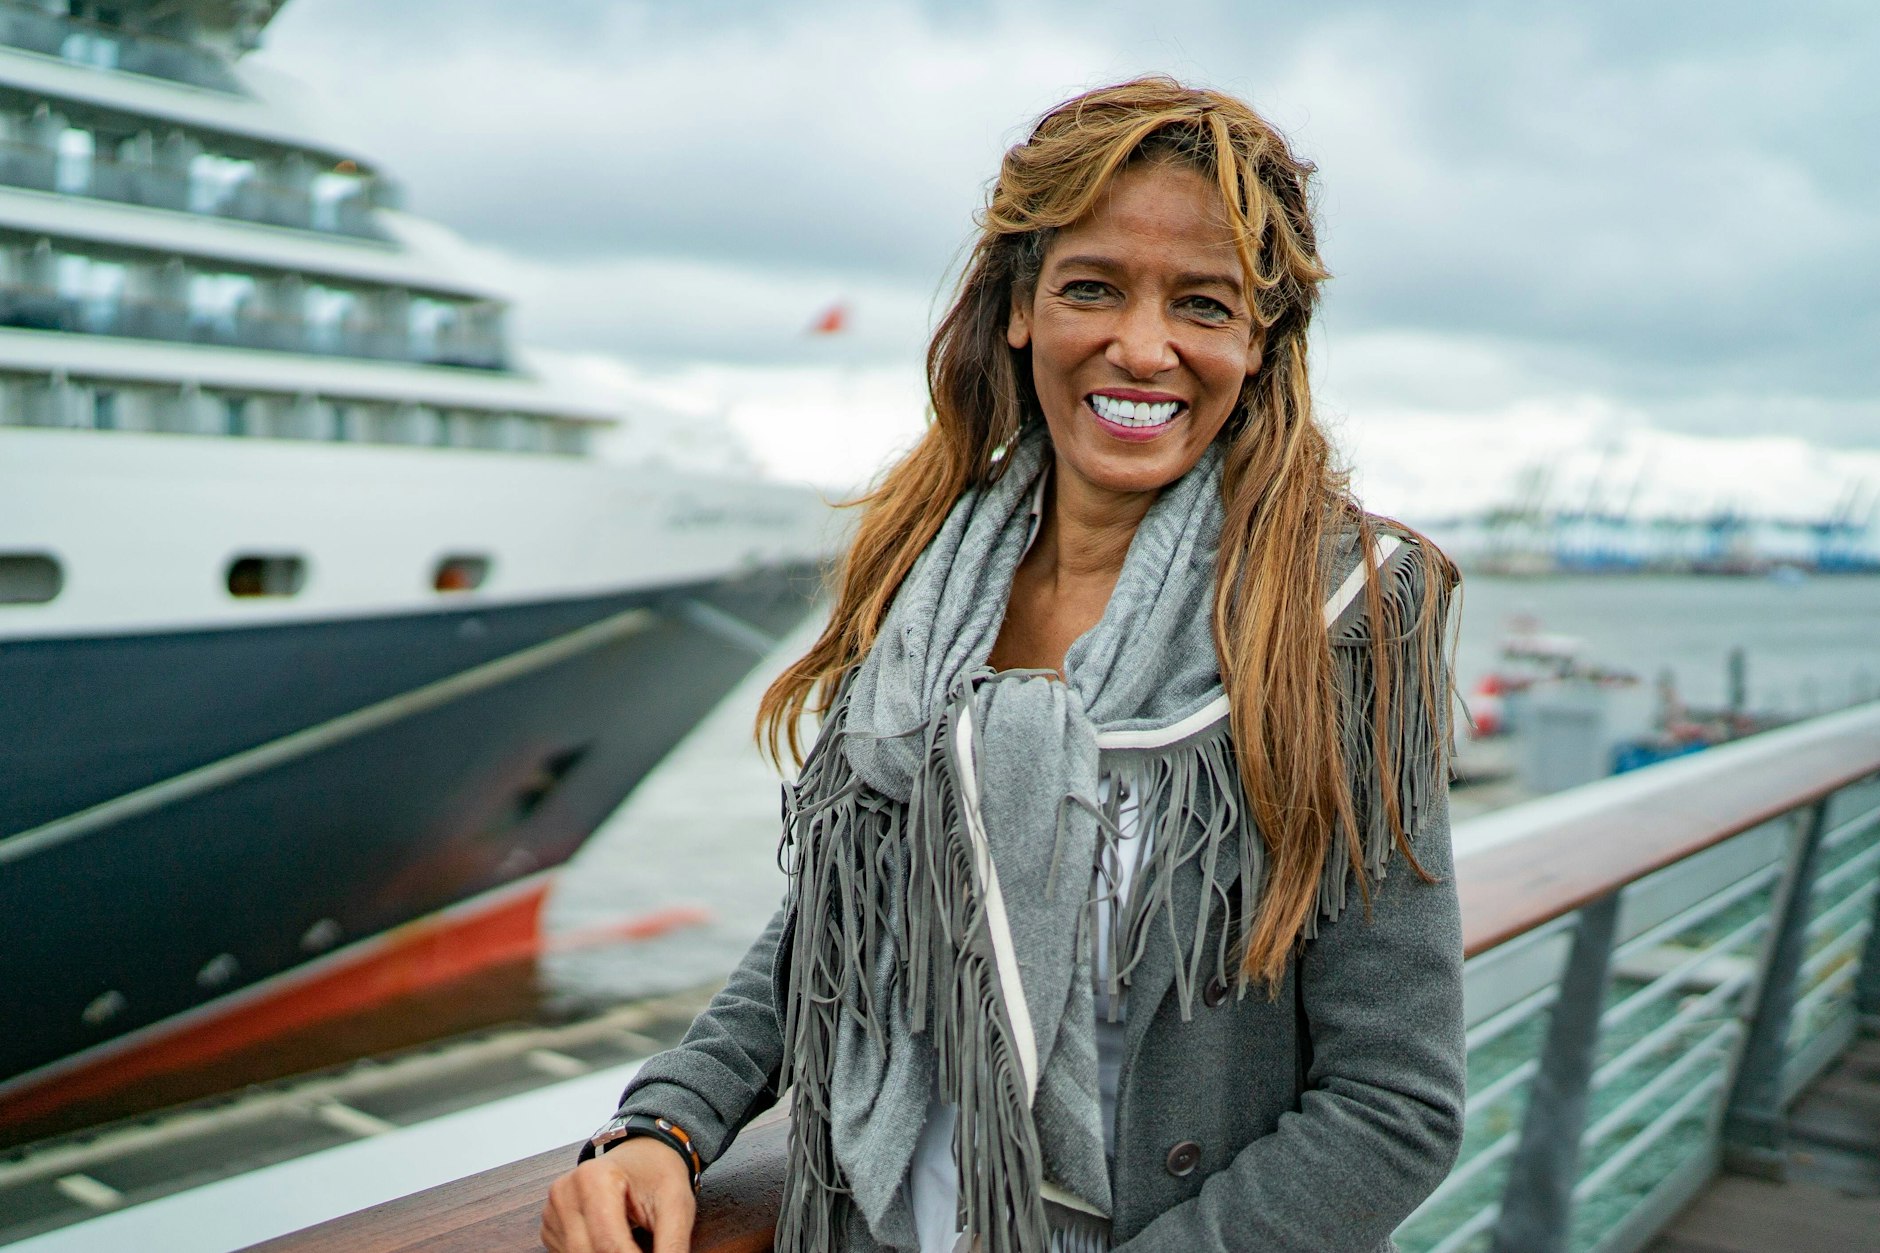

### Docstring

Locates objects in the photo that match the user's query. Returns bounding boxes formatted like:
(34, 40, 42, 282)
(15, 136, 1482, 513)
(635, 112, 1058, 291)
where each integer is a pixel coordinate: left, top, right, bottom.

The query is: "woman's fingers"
(541, 1170, 589, 1253)
(617, 1144, 696, 1253)
(540, 1157, 637, 1253)
(641, 1183, 696, 1253)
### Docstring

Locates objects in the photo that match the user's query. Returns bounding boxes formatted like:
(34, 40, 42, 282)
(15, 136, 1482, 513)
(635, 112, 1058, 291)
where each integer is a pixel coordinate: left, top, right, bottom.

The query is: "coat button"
(1203, 974, 1229, 1008)
(1165, 1140, 1201, 1177)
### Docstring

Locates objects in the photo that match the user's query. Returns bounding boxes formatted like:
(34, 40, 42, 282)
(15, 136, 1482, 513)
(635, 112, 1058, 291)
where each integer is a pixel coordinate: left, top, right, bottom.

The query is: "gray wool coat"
(600, 782, 1467, 1252)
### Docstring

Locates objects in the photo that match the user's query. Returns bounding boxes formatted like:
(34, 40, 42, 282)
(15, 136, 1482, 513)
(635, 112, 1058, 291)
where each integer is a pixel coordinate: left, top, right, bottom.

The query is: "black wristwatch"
(586, 1113, 703, 1193)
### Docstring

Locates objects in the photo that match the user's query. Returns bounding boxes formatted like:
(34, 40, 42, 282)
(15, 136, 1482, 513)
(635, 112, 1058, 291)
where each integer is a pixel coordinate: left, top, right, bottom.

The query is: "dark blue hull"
(0, 567, 818, 1096)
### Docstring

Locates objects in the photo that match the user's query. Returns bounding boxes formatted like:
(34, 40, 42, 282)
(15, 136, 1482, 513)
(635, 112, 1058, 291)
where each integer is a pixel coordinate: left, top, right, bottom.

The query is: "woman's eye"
(1061, 280, 1109, 302)
(1180, 295, 1232, 321)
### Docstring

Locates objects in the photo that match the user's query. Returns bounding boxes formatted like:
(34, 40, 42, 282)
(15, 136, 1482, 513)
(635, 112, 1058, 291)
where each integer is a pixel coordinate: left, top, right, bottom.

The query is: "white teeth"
(1089, 394, 1180, 427)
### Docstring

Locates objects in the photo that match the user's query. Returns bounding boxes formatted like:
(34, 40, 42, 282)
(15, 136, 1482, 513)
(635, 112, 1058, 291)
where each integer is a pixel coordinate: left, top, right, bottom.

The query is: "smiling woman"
(544, 77, 1466, 1253)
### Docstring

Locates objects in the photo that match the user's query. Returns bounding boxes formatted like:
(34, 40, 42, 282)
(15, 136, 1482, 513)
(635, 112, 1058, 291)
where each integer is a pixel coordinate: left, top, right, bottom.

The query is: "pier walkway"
(1645, 1031, 1880, 1252)
(265, 702, 1880, 1253)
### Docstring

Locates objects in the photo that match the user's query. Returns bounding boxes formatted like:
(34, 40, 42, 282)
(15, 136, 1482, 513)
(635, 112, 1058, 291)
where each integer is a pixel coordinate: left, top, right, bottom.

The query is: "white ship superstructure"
(0, 0, 828, 1147)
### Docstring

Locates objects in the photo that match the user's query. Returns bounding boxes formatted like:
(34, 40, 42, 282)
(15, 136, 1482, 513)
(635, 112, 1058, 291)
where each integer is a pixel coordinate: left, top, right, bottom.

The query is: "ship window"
(433, 555, 490, 593)
(408, 297, 450, 359)
(310, 172, 365, 232)
(188, 153, 255, 215)
(187, 272, 255, 336)
(304, 285, 357, 353)
(59, 29, 120, 71)
(224, 396, 247, 436)
(55, 128, 94, 195)
(227, 555, 305, 598)
(0, 553, 62, 604)
(92, 390, 117, 430)
(54, 255, 125, 330)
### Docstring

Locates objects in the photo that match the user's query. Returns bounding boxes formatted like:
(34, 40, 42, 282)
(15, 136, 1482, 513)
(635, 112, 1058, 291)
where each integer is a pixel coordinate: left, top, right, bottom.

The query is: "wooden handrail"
(249, 1114, 789, 1253)
(256, 702, 1880, 1252)
(1455, 701, 1880, 956)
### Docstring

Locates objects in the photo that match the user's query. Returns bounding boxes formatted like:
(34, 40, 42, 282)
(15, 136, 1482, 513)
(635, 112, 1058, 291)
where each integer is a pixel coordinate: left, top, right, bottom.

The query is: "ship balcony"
(0, 4, 243, 95)
(0, 137, 385, 241)
(0, 283, 509, 371)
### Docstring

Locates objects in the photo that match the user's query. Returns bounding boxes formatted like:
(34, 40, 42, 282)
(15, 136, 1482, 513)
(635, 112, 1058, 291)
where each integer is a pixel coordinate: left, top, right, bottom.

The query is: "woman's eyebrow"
(1174, 269, 1244, 294)
(1048, 253, 1124, 275)
(1047, 254, 1244, 295)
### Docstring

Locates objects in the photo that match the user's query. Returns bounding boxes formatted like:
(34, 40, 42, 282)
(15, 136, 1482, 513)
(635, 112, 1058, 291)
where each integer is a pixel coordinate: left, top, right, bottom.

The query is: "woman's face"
(1008, 161, 1264, 500)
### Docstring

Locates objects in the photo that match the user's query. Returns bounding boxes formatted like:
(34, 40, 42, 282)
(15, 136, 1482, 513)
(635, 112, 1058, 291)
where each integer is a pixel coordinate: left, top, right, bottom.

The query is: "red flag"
(808, 302, 849, 335)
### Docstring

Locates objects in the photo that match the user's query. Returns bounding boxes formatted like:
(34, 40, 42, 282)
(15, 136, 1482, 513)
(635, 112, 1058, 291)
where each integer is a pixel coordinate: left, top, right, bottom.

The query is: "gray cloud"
(255, 0, 1879, 447)
(1269, 3, 1879, 429)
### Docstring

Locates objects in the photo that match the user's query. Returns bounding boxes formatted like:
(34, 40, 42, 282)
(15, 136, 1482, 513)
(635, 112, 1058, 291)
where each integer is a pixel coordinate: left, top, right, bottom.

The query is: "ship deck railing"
(246, 702, 1880, 1251)
(0, 135, 386, 240)
(0, 280, 508, 372)
(0, 4, 245, 95)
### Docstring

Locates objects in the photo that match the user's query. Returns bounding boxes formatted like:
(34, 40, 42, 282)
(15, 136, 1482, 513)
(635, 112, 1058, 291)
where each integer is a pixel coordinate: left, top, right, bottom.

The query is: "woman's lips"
(1084, 393, 1185, 442)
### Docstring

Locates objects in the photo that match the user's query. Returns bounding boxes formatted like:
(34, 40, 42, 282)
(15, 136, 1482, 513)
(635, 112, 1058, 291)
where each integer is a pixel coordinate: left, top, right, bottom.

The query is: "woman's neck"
(1032, 456, 1155, 588)
(986, 454, 1155, 675)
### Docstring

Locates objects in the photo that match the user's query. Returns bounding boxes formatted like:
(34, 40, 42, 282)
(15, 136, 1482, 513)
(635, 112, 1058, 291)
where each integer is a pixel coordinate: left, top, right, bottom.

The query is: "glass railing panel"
(1397, 758, 1880, 1253)
(1783, 783, 1880, 1072)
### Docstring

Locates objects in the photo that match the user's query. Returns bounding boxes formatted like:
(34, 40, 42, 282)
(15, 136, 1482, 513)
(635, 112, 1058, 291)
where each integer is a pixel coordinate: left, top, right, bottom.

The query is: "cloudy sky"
(251, 0, 1879, 515)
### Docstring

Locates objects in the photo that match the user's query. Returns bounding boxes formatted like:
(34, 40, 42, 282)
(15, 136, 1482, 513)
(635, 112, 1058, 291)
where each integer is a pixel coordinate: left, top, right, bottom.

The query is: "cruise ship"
(0, 0, 828, 1141)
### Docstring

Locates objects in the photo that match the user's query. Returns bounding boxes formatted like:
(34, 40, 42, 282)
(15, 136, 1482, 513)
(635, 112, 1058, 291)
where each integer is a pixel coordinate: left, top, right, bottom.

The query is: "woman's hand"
(540, 1137, 696, 1253)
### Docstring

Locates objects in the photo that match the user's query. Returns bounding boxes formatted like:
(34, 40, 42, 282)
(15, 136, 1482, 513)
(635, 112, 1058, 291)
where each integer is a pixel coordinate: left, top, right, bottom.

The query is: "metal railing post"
(1489, 891, 1621, 1253)
(1855, 857, 1880, 1022)
(1721, 797, 1831, 1175)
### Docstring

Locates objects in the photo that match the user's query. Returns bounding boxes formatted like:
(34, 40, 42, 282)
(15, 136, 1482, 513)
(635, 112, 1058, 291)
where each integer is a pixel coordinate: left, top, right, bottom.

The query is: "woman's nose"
(1105, 302, 1178, 379)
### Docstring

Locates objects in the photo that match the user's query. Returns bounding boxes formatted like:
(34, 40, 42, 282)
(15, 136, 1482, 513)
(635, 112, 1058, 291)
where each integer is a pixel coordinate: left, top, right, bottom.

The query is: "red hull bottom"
(1, 880, 552, 1135)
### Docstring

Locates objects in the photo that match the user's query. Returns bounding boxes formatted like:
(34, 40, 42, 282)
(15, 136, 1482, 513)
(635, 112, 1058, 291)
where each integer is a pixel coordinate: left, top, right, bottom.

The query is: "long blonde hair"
(759, 77, 1457, 986)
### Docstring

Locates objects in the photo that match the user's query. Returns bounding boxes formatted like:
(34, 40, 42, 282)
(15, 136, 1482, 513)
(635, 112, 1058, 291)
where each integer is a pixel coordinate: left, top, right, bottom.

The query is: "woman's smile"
(1085, 388, 1187, 440)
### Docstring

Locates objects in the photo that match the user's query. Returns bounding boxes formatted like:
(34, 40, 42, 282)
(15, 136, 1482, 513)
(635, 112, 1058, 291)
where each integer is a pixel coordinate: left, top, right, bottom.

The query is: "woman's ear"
(1245, 324, 1267, 379)
(1006, 291, 1032, 350)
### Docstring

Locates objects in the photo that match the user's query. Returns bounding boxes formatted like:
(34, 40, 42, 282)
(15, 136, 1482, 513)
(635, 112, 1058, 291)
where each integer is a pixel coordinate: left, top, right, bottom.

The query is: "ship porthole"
(196, 953, 240, 988)
(301, 918, 342, 952)
(227, 554, 307, 598)
(433, 554, 491, 592)
(0, 552, 63, 604)
(82, 990, 125, 1026)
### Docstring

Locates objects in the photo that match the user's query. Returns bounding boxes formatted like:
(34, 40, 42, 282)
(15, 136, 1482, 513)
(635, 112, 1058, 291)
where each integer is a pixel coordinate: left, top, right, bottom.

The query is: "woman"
(543, 76, 1466, 1253)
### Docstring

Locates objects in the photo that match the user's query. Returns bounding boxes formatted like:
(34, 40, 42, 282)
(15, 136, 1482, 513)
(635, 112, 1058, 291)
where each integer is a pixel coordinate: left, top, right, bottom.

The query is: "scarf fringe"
(1046, 1198, 1114, 1252)
(907, 682, 1053, 1253)
(1091, 537, 1452, 1009)
(775, 694, 879, 1253)
(776, 684, 1056, 1253)
(1308, 537, 1453, 939)
(1092, 720, 1255, 1022)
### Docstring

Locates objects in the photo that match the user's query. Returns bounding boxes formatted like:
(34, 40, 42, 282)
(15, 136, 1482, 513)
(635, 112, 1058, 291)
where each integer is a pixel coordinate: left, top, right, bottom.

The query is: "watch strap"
(587, 1112, 703, 1194)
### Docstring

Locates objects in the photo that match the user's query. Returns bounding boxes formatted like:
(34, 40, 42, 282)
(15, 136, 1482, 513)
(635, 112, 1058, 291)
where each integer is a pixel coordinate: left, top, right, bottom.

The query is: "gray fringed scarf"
(775, 428, 1443, 1253)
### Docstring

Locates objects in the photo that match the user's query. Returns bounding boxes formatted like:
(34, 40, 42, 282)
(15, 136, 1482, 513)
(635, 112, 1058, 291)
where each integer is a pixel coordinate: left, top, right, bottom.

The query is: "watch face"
(590, 1116, 634, 1151)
